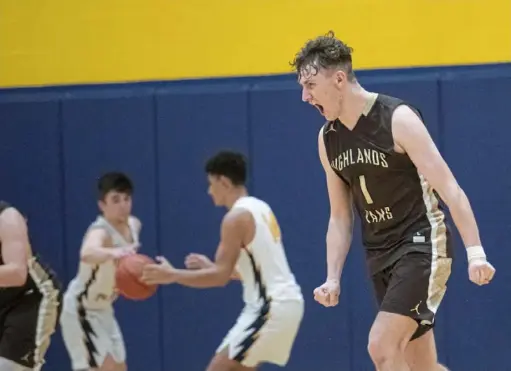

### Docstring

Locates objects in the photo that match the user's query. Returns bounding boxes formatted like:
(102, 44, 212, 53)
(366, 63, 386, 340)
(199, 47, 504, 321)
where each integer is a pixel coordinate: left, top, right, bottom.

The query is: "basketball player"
(141, 150, 304, 371)
(291, 31, 496, 371)
(60, 172, 141, 371)
(0, 201, 61, 371)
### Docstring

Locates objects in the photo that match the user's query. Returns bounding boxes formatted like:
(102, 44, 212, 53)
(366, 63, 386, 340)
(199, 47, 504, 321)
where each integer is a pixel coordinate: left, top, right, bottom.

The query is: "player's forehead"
(104, 190, 131, 201)
(298, 63, 327, 85)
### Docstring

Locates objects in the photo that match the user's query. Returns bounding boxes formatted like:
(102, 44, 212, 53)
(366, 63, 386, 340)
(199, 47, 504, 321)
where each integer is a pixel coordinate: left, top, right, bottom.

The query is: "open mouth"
(314, 104, 324, 114)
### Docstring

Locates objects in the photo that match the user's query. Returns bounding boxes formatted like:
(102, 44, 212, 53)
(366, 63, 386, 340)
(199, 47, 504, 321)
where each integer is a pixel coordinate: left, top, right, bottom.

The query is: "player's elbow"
(328, 215, 354, 236)
(215, 270, 232, 287)
(329, 202, 354, 228)
(12, 264, 27, 286)
(217, 275, 231, 287)
(438, 182, 464, 209)
(80, 249, 95, 264)
(80, 248, 106, 264)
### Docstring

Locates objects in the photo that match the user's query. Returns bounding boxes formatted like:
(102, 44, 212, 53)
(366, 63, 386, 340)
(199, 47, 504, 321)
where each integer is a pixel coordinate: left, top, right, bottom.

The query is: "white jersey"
(232, 196, 302, 308)
(63, 215, 140, 311)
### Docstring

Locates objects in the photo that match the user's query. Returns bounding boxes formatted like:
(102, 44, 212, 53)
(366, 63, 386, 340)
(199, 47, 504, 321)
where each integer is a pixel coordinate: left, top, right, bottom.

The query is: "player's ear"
(219, 176, 232, 189)
(335, 70, 345, 86)
(97, 199, 106, 213)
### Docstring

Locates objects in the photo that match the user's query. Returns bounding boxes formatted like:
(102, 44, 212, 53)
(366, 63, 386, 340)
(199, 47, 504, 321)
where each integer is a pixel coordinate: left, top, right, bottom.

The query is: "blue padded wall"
(60, 92, 162, 371)
(0, 63, 510, 371)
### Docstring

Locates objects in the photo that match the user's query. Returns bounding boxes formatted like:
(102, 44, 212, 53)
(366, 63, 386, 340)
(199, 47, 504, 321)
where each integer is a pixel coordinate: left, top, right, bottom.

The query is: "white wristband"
(466, 245, 486, 262)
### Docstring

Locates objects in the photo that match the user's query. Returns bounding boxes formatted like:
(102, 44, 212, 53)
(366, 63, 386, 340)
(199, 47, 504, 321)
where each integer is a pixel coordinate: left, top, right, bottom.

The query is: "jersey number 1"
(359, 175, 374, 205)
(263, 211, 282, 243)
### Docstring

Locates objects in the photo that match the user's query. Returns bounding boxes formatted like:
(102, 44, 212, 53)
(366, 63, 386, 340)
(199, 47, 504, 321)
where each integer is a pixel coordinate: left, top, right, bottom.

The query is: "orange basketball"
(115, 253, 158, 301)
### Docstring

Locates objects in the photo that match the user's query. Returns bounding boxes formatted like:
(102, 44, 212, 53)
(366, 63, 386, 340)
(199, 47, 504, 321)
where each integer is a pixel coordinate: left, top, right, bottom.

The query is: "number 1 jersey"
(322, 93, 453, 274)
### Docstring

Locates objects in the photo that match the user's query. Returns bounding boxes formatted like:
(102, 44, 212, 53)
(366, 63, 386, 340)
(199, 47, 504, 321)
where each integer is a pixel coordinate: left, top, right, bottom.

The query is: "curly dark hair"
(290, 31, 356, 81)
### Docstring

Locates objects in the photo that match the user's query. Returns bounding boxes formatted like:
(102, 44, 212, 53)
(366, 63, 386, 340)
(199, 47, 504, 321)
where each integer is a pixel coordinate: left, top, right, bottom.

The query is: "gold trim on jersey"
(27, 257, 60, 368)
(418, 173, 451, 316)
(362, 92, 378, 116)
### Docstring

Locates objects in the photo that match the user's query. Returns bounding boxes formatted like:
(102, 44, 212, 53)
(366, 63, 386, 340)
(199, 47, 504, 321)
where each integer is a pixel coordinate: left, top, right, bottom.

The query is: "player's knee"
(367, 338, 399, 365)
(367, 330, 408, 366)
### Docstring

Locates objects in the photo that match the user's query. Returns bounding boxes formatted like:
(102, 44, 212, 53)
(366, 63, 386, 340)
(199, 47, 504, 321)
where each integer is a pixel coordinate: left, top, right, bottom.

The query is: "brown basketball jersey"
(322, 94, 453, 274)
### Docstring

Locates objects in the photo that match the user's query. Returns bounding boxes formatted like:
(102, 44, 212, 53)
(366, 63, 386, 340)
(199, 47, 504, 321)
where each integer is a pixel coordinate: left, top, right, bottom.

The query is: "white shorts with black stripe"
(59, 302, 126, 370)
(216, 299, 304, 367)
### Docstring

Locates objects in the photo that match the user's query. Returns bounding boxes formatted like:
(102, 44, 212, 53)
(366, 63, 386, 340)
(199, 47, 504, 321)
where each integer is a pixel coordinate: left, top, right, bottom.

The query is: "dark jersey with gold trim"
(323, 94, 453, 274)
(0, 201, 58, 308)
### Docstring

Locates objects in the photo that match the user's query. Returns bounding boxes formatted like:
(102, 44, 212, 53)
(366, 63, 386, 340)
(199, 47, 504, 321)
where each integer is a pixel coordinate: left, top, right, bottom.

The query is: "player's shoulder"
(391, 103, 423, 123)
(0, 201, 12, 215)
(82, 218, 110, 240)
(220, 209, 253, 240)
(129, 215, 142, 232)
(235, 196, 272, 213)
(0, 204, 27, 235)
(316, 124, 326, 152)
(0, 201, 25, 220)
(83, 223, 109, 238)
(85, 217, 108, 233)
(374, 93, 403, 108)
(376, 92, 423, 123)
(223, 200, 259, 227)
(0, 203, 20, 219)
(318, 120, 335, 138)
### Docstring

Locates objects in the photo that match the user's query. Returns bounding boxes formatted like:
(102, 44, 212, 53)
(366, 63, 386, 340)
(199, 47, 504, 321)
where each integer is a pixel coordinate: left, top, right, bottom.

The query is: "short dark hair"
(205, 150, 247, 186)
(290, 30, 356, 81)
(97, 172, 134, 200)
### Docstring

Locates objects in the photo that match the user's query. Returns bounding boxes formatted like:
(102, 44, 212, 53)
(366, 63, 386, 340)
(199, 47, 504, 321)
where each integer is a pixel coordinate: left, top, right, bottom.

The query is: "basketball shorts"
(60, 301, 126, 370)
(217, 299, 304, 367)
(0, 283, 61, 370)
(371, 251, 452, 340)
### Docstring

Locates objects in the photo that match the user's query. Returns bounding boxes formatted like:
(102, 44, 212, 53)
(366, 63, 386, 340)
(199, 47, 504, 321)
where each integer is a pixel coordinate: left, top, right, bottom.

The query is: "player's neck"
(103, 216, 129, 229)
(337, 85, 374, 130)
(225, 188, 248, 209)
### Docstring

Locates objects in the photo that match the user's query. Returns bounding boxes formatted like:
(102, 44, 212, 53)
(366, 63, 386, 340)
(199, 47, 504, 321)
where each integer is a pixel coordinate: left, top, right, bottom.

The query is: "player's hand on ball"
(468, 259, 496, 286)
(313, 279, 340, 307)
(141, 256, 175, 285)
(111, 245, 137, 260)
(185, 253, 213, 270)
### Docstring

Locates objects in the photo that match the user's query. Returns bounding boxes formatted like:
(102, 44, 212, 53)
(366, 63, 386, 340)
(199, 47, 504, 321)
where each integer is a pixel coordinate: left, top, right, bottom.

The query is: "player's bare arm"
(171, 208, 248, 287)
(0, 207, 29, 286)
(184, 253, 241, 280)
(392, 105, 481, 246)
(80, 228, 133, 264)
(392, 105, 495, 284)
(230, 270, 241, 280)
(142, 208, 250, 288)
(319, 127, 354, 281)
(314, 127, 355, 307)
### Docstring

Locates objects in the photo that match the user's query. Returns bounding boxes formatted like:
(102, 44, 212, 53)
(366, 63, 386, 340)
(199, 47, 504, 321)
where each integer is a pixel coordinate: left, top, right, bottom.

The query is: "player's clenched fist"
(313, 279, 340, 307)
(468, 259, 496, 286)
(466, 245, 496, 286)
